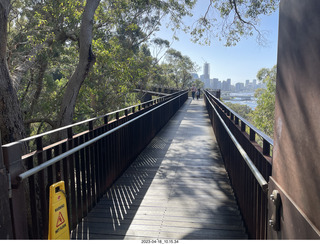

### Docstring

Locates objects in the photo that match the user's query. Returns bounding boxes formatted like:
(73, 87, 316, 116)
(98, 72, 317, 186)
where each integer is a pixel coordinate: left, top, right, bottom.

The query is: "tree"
(193, 79, 204, 89)
(0, 0, 196, 143)
(56, 0, 101, 129)
(0, 0, 279, 144)
(250, 65, 276, 138)
(225, 102, 252, 121)
(191, 0, 280, 46)
(164, 48, 199, 89)
(0, 0, 26, 143)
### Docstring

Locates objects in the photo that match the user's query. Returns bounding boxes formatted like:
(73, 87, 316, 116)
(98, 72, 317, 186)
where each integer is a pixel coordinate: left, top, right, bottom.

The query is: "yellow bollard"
(48, 181, 70, 240)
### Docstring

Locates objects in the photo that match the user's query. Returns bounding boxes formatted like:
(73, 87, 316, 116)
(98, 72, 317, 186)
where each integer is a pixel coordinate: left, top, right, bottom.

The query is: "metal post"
(2, 142, 28, 239)
(0, 133, 13, 239)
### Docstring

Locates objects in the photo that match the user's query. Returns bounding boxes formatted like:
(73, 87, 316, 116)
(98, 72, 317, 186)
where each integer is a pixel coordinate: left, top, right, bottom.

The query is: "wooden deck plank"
(71, 98, 247, 240)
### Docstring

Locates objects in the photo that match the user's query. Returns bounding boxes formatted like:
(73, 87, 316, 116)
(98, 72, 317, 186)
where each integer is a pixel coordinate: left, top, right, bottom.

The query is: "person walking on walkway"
(196, 88, 200, 100)
(191, 85, 197, 100)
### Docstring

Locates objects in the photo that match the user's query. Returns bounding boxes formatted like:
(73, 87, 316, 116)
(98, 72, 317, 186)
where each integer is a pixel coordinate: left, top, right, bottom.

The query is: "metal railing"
(2, 90, 188, 239)
(204, 90, 272, 239)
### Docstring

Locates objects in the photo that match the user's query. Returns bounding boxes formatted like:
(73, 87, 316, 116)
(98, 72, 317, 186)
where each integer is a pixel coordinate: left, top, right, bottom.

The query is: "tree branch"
(230, 0, 261, 34)
(204, 0, 213, 19)
(24, 118, 55, 128)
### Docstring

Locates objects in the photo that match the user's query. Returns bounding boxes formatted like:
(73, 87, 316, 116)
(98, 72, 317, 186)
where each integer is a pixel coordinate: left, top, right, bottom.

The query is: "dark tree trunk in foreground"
(0, 0, 25, 144)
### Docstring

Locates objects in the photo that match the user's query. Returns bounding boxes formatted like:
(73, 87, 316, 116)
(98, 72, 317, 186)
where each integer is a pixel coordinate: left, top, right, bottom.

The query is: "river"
(223, 92, 257, 110)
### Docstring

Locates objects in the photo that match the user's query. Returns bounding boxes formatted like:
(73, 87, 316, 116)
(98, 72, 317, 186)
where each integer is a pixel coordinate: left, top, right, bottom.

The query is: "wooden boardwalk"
(71, 98, 248, 240)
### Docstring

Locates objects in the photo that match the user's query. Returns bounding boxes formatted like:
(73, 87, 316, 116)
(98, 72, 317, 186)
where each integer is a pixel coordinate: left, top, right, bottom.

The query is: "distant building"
(222, 80, 231, 91)
(235, 82, 245, 92)
(191, 73, 199, 81)
(212, 78, 221, 89)
(253, 79, 257, 87)
(203, 63, 210, 79)
(200, 62, 210, 88)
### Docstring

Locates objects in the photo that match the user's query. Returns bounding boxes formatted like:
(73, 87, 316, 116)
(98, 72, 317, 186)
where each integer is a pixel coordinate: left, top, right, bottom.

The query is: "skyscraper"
(201, 62, 210, 88)
(203, 62, 210, 79)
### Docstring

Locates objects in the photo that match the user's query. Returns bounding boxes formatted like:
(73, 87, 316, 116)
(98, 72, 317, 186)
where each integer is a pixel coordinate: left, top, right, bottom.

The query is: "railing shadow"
(155, 100, 247, 239)
(71, 98, 247, 239)
(71, 99, 192, 239)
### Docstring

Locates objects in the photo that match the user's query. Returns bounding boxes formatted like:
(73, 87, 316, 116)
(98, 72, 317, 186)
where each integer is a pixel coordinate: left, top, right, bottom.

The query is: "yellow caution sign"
(48, 181, 70, 240)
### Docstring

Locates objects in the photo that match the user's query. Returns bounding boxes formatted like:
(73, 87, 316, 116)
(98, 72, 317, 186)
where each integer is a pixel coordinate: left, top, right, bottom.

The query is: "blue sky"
(152, 1, 279, 84)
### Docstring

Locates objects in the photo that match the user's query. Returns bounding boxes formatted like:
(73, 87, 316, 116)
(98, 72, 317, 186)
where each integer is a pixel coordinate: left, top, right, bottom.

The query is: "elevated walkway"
(71, 98, 247, 240)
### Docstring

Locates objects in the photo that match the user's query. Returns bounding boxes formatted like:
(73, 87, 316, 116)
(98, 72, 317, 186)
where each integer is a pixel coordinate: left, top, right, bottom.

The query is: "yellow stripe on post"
(48, 181, 70, 240)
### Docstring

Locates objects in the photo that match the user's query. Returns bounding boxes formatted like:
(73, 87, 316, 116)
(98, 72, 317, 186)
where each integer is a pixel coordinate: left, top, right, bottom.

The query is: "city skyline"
(193, 64, 263, 92)
(197, 61, 261, 86)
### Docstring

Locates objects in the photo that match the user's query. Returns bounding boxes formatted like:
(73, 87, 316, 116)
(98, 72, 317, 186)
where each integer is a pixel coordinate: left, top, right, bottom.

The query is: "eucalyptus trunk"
(56, 0, 100, 131)
(0, 0, 25, 144)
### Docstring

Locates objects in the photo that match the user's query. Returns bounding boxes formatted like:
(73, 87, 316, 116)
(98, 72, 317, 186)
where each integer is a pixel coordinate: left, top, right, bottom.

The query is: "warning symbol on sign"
(48, 181, 69, 240)
(56, 212, 65, 228)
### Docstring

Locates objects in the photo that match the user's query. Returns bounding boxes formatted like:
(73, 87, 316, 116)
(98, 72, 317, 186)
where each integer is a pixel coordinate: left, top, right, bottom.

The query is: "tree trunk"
(29, 58, 48, 113)
(56, 0, 100, 131)
(0, 0, 25, 144)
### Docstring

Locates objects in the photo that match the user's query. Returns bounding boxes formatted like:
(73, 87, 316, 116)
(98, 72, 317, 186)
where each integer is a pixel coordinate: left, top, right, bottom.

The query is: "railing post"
(89, 121, 94, 131)
(104, 115, 108, 125)
(263, 139, 270, 156)
(250, 128, 256, 141)
(0, 134, 13, 239)
(67, 127, 73, 139)
(2, 142, 28, 239)
(235, 116, 239, 125)
(241, 121, 246, 132)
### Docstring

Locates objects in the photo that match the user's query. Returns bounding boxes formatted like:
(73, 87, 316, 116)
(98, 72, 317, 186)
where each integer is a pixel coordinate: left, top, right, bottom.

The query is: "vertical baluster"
(26, 156, 38, 238)
(74, 137, 82, 224)
(36, 137, 48, 239)
(66, 130, 76, 230)
(235, 116, 239, 125)
(263, 139, 270, 156)
(79, 135, 87, 218)
(250, 128, 256, 141)
(241, 121, 246, 132)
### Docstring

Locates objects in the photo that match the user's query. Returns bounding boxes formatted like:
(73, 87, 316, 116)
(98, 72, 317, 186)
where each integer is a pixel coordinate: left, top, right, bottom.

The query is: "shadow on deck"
(71, 98, 248, 240)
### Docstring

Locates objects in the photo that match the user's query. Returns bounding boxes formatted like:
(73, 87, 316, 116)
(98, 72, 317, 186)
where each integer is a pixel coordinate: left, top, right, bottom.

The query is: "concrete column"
(269, 0, 320, 239)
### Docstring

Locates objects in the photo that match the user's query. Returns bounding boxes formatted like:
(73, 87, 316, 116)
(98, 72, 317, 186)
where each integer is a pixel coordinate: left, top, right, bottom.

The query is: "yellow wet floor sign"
(48, 181, 70, 240)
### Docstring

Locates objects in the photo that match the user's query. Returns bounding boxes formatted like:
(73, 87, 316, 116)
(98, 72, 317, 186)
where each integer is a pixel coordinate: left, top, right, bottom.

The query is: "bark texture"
(0, 0, 25, 144)
(56, 0, 100, 130)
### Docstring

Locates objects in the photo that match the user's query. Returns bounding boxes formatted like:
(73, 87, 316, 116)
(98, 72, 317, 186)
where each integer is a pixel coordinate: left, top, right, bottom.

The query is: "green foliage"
(4, 0, 279, 139)
(5, 0, 198, 138)
(190, 0, 280, 46)
(193, 79, 204, 89)
(250, 65, 277, 138)
(162, 48, 199, 89)
(225, 102, 253, 121)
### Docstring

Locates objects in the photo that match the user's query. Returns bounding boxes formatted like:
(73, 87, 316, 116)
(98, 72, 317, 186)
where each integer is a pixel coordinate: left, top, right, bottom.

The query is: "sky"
(151, 1, 280, 85)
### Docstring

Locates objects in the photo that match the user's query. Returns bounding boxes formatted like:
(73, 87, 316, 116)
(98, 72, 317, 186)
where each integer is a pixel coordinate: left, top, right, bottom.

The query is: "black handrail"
(204, 89, 272, 239)
(18, 92, 187, 181)
(206, 90, 273, 155)
(2, 89, 188, 239)
(204, 91, 268, 191)
(4, 90, 183, 148)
